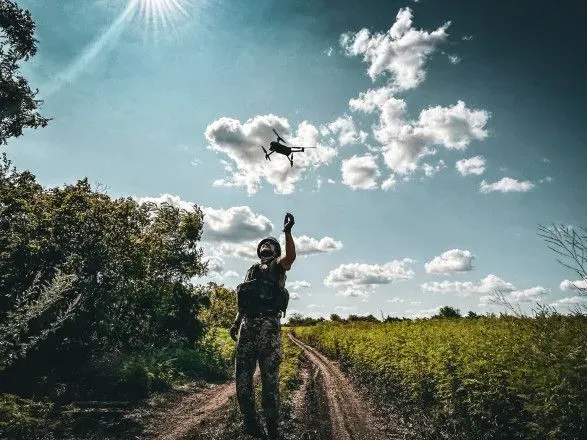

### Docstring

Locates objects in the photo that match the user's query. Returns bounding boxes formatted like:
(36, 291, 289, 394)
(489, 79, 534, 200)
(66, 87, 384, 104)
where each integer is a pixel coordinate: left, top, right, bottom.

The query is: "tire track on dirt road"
(139, 381, 235, 440)
(288, 333, 388, 440)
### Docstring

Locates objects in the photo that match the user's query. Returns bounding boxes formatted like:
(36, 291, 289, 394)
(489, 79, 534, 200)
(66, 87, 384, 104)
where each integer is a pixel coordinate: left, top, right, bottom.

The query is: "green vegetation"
(294, 314, 586, 439)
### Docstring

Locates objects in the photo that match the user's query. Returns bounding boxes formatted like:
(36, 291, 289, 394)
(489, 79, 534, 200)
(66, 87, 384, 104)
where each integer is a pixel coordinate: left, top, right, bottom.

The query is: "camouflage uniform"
(235, 259, 286, 436)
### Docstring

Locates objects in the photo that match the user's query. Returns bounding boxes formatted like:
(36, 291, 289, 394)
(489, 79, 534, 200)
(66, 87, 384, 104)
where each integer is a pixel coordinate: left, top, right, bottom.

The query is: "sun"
(134, 0, 190, 36)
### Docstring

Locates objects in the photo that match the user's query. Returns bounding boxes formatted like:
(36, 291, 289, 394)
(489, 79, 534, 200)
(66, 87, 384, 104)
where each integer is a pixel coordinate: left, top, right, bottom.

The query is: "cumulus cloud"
(340, 7, 450, 91)
(351, 88, 490, 174)
(448, 54, 461, 64)
(135, 195, 274, 243)
(135, 193, 195, 211)
(283, 235, 344, 256)
(201, 206, 273, 242)
(425, 249, 475, 275)
(456, 156, 486, 176)
(381, 175, 397, 190)
(550, 296, 587, 309)
(406, 306, 441, 319)
(321, 115, 367, 147)
(205, 115, 336, 194)
(422, 160, 446, 177)
(337, 288, 370, 298)
(325, 259, 415, 287)
(480, 177, 534, 193)
(560, 279, 587, 292)
(288, 280, 311, 291)
(307, 304, 324, 309)
(422, 274, 514, 296)
(341, 155, 380, 189)
(290, 291, 301, 300)
(205, 256, 225, 274)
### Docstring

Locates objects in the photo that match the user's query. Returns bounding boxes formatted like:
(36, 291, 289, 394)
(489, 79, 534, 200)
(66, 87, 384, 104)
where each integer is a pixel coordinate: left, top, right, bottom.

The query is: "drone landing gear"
(289, 154, 294, 167)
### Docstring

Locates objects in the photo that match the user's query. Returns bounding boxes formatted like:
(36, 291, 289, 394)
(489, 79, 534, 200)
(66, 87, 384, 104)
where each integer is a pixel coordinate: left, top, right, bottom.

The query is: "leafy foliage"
(199, 282, 238, 328)
(295, 314, 587, 439)
(0, 0, 50, 144)
(0, 153, 210, 395)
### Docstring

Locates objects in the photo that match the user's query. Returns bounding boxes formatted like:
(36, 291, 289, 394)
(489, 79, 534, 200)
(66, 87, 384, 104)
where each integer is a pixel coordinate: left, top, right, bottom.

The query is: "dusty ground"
(123, 334, 400, 440)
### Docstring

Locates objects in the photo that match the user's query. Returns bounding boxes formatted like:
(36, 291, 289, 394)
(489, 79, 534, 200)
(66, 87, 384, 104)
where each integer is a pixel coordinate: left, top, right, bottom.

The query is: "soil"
(124, 334, 399, 440)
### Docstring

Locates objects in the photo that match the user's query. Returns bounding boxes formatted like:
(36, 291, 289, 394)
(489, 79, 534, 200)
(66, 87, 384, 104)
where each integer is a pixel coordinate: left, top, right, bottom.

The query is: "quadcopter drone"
(261, 129, 315, 167)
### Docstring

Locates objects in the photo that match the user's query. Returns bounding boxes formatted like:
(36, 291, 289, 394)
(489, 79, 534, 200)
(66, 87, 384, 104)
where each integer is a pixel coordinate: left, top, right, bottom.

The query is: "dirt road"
(131, 335, 393, 440)
(289, 333, 389, 440)
(137, 381, 235, 440)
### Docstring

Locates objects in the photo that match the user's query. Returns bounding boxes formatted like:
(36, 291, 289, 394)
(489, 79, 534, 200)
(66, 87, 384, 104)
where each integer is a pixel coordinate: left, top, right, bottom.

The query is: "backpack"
(236, 259, 289, 316)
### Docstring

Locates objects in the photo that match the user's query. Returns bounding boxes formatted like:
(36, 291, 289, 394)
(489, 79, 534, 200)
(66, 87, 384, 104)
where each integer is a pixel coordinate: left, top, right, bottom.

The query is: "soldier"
(230, 213, 296, 439)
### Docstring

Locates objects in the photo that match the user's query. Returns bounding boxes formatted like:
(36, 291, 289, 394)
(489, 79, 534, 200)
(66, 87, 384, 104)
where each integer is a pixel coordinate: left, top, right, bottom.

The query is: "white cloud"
(560, 279, 587, 291)
(539, 176, 553, 184)
(422, 274, 514, 296)
(340, 7, 450, 91)
(387, 297, 405, 303)
(351, 88, 490, 175)
(135, 193, 196, 211)
(462, 35, 473, 41)
(341, 155, 380, 189)
(290, 291, 301, 300)
(381, 175, 397, 191)
(307, 304, 324, 309)
(205, 115, 336, 194)
(456, 156, 486, 176)
(507, 286, 548, 302)
(479, 286, 549, 306)
(205, 256, 225, 274)
(448, 54, 461, 64)
(135, 195, 274, 243)
(325, 47, 334, 56)
(335, 305, 357, 312)
(321, 115, 366, 147)
(327, 178, 336, 184)
(280, 234, 343, 256)
(325, 258, 415, 287)
(288, 280, 311, 291)
(550, 296, 587, 308)
(337, 287, 370, 298)
(480, 177, 534, 193)
(201, 205, 273, 242)
(406, 306, 441, 319)
(425, 249, 475, 275)
(422, 160, 446, 177)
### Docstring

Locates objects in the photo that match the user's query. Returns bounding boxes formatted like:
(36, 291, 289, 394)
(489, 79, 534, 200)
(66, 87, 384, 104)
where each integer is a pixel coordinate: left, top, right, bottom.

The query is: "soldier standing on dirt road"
(230, 213, 296, 439)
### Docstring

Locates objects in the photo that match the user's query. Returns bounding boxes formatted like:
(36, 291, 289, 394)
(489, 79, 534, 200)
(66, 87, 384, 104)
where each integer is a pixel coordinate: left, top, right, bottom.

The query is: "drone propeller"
(261, 146, 271, 161)
(272, 128, 287, 144)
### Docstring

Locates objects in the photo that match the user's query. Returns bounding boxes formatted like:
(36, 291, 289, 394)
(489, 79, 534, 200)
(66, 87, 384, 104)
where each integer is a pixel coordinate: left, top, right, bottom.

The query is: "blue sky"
(6, 0, 587, 318)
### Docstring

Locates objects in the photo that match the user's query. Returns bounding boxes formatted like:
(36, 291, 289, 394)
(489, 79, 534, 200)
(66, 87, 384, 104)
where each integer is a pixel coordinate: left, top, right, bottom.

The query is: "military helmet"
(257, 237, 281, 259)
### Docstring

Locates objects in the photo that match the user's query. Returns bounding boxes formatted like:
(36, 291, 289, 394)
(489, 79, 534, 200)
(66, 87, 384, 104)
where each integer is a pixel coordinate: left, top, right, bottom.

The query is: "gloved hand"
(283, 212, 295, 233)
(230, 323, 239, 342)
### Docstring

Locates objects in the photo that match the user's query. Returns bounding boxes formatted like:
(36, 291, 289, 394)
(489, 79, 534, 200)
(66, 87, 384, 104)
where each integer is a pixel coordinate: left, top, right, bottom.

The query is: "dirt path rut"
(289, 333, 388, 440)
(139, 381, 235, 440)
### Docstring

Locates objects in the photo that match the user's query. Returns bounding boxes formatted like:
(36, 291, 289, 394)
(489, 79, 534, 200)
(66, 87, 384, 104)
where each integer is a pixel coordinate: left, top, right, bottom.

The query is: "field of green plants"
(295, 315, 586, 439)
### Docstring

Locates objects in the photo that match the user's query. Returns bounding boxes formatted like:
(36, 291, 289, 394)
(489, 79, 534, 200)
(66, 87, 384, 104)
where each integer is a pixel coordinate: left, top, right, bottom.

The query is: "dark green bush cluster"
(295, 314, 586, 439)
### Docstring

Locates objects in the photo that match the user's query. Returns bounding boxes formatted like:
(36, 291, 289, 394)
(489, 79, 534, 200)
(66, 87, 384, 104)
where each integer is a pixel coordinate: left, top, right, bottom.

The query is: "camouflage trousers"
(235, 315, 282, 429)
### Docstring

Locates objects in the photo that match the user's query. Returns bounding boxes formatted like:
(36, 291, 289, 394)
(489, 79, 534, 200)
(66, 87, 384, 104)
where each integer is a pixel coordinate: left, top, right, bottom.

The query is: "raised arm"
(278, 213, 296, 271)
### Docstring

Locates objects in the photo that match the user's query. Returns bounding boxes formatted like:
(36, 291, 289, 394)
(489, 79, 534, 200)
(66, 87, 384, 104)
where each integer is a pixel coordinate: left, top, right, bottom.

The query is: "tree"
(330, 313, 342, 322)
(538, 224, 586, 296)
(0, 154, 209, 379)
(433, 306, 461, 319)
(1, 0, 50, 144)
(199, 282, 237, 328)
